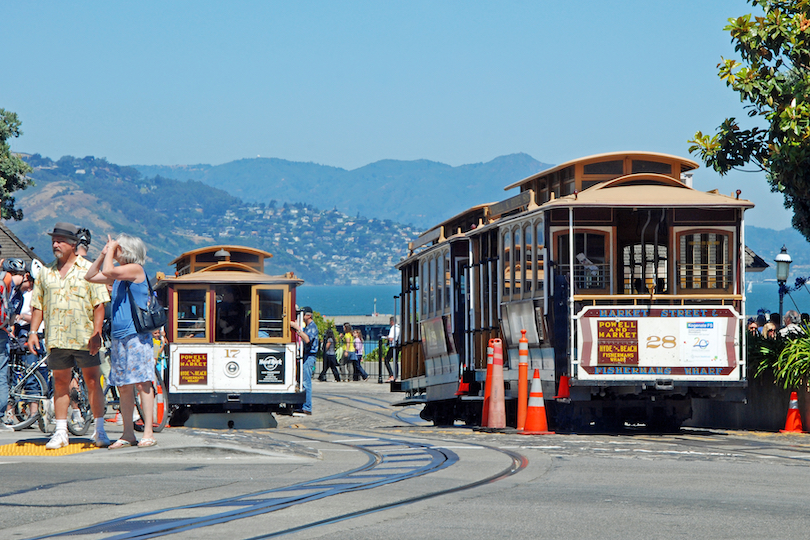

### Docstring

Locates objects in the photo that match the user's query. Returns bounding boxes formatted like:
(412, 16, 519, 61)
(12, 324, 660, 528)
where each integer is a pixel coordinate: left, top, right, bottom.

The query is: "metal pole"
(779, 282, 785, 328)
(378, 336, 384, 384)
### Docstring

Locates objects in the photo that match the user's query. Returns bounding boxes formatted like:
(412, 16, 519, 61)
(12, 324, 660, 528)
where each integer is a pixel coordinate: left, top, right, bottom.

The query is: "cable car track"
(28, 430, 526, 540)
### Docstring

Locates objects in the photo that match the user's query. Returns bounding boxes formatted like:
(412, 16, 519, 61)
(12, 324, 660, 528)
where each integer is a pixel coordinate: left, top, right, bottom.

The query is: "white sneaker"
(3, 410, 15, 425)
(0, 423, 14, 432)
(94, 430, 111, 448)
(46, 430, 69, 450)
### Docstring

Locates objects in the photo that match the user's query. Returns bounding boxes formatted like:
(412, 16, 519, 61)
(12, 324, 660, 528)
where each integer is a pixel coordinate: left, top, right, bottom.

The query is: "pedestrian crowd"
(747, 310, 810, 339)
(1, 222, 161, 450)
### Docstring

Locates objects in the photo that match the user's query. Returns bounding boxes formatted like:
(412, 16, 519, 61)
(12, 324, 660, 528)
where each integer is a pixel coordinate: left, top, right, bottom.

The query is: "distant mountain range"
(132, 153, 551, 230)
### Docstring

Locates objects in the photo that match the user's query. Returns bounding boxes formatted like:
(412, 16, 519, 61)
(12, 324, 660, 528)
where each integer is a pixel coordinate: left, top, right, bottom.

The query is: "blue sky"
(1, 0, 793, 229)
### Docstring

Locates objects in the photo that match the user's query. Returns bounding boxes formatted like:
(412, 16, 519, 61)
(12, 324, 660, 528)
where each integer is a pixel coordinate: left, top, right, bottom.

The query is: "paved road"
(2, 381, 810, 539)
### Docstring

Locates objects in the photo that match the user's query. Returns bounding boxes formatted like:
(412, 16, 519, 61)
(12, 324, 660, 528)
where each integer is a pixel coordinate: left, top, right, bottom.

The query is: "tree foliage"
(0, 109, 33, 220)
(689, 0, 810, 241)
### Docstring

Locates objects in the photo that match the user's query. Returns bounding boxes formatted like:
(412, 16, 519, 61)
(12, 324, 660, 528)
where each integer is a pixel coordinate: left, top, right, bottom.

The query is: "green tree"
(0, 109, 33, 220)
(689, 0, 810, 241)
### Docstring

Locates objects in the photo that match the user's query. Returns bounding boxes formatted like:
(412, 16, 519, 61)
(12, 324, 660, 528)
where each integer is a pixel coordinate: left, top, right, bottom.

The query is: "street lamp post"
(775, 245, 793, 326)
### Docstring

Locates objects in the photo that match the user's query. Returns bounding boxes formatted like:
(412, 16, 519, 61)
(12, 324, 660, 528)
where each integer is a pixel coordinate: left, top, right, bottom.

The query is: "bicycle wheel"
(8, 371, 48, 431)
(67, 374, 93, 436)
(135, 368, 169, 433)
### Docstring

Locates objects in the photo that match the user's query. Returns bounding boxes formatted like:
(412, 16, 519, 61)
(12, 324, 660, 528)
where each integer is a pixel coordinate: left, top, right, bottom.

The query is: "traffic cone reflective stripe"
(517, 329, 529, 431)
(780, 391, 803, 433)
(522, 369, 554, 435)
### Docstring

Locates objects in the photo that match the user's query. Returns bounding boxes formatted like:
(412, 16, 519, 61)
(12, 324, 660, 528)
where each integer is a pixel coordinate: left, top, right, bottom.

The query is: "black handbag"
(126, 276, 167, 333)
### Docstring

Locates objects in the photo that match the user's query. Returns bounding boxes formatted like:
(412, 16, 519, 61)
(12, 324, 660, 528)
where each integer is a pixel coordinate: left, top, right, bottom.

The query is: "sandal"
(108, 439, 136, 450)
(137, 437, 157, 448)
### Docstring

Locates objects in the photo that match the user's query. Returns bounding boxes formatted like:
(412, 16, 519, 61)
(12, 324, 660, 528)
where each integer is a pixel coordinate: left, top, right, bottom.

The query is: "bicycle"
(6, 338, 51, 431)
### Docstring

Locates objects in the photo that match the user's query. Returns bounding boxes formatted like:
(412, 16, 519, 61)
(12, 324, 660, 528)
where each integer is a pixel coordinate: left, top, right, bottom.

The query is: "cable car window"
(443, 251, 451, 314)
(429, 256, 437, 315)
(215, 285, 249, 342)
(436, 253, 443, 314)
(502, 229, 513, 299)
(523, 225, 533, 295)
(536, 219, 545, 297)
(632, 160, 672, 175)
(583, 161, 623, 175)
(557, 232, 607, 291)
(176, 288, 208, 340)
(678, 231, 731, 290)
(253, 286, 287, 341)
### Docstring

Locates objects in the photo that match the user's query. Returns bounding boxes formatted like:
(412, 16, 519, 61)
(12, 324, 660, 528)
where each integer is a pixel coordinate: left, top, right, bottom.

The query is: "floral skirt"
(109, 333, 155, 386)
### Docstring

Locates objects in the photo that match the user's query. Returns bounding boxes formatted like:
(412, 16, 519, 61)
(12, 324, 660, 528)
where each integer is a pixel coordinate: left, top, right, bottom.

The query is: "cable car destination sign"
(576, 307, 740, 377)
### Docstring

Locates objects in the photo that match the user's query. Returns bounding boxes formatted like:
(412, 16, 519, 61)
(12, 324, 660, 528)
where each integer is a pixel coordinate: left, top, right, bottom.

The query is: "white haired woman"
(85, 233, 157, 448)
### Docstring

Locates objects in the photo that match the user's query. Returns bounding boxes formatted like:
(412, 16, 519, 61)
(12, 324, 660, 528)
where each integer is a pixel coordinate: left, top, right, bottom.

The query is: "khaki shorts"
(47, 348, 101, 371)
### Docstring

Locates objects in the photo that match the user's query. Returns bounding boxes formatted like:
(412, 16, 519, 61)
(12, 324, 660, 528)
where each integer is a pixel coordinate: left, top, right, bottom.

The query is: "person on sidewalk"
(85, 233, 158, 449)
(383, 316, 399, 382)
(290, 306, 318, 415)
(353, 329, 368, 381)
(28, 222, 111, 449)
(317, 328, 340, 382)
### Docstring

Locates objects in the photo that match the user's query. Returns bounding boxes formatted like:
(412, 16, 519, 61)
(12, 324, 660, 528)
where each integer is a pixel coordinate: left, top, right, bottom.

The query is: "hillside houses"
(196, 201, 417, 285)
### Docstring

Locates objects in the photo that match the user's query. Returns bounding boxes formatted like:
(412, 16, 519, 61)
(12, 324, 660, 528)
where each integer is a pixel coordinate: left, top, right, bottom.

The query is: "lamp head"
(775, 245, 792, 282)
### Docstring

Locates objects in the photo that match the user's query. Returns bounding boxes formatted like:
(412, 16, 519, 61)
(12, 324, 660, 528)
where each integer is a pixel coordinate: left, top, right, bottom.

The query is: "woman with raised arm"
(85, 233, 157, 448)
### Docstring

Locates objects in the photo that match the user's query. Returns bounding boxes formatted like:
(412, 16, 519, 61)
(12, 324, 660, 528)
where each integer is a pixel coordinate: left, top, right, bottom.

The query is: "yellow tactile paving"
(0, 440, 98, 456)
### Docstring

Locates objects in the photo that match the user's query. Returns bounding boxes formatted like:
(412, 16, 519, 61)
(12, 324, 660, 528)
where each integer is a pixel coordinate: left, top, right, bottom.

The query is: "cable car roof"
(504, 151, 700, 191)
(542, 174, 754, 209)
(168, 245, 273, 266)
(160, 269, 303, 286)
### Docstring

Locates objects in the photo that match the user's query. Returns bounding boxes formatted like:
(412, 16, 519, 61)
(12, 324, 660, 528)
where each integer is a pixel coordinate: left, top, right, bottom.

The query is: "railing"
(315, 339, 397, 382)
(558, 263, 610, 291)
(573, 293, 742, 306)
(676, 262, 733, 291)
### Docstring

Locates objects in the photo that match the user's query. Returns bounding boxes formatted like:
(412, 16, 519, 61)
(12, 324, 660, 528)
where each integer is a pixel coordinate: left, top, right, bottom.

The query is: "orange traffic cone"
(522, 369, 554, 435)
(155, 381, 165, 427)
(780, 391, 804, 433)
(517, 329, 529, 431)
(480, 343, 494, 427)
(486, 339, 506, 429)
(554, 375, 570, 399)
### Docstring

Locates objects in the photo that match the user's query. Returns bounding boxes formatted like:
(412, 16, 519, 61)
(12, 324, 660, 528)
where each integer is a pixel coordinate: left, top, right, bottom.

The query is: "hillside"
(7, 155, 418, 285)
(132, 153, 551, 229)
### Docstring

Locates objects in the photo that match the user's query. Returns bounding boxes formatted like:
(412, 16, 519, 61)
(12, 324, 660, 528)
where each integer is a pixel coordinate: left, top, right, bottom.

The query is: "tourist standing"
(341, 322, 356, 381)
(318, 328, 340, 382)
(85, 233, 158, 448)
(353, 329, 368, 381)
(383, 316, 400, 382)
(290, 306, 318, 415)
(28, 222, 110, 449)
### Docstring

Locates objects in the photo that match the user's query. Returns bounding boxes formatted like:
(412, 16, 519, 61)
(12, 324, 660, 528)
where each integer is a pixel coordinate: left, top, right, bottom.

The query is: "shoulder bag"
(126, 276, 167, 333)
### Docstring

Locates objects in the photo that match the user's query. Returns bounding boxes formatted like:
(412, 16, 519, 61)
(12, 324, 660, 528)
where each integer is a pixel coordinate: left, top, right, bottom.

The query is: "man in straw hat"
(28, 222, 111, 449)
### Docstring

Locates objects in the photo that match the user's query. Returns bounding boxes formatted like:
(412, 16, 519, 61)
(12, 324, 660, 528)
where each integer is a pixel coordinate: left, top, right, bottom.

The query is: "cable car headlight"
(225, 361, 241, 378)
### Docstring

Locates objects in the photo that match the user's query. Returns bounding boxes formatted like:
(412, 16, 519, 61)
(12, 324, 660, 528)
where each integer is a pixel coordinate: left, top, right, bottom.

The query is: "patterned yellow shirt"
(31, 256, 110, 351)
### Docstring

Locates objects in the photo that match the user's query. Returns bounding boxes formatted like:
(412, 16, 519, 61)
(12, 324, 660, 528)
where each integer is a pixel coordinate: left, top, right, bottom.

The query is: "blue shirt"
(302, 321, 319, 359)
(111, 278, 149, 339)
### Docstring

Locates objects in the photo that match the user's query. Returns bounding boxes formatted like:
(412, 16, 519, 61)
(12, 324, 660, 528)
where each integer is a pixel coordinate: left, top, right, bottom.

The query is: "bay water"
(296, 285, 400, 317)
(298, 281, 810, 320)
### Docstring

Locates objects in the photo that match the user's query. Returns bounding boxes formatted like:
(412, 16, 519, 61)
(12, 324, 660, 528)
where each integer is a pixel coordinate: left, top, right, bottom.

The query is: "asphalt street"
(2, 380, 810, 539)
